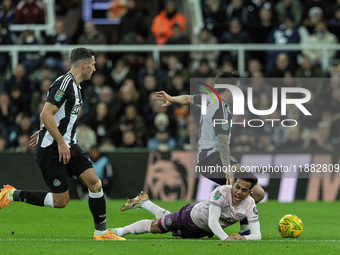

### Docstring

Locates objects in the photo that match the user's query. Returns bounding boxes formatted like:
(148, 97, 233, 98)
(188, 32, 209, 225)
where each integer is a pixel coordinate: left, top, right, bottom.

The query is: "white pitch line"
(0, 239, 339, 242)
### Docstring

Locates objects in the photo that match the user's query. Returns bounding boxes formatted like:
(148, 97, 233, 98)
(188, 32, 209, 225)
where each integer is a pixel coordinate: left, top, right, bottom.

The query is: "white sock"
(150, 205, 171, 220)
(116, 228, 124, 237)
(89, 189, 104, 198)
(141, 200, 154, 211)
(43, 192, 54, 208)
(122, 220, 152, 236)
(141, 200, 170, 220)
(7, 189, 15, 202)
(95, 230, 107, 235)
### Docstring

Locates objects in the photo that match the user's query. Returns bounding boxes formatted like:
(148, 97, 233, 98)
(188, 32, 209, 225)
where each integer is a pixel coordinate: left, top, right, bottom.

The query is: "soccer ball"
(278, 214, 303, 238)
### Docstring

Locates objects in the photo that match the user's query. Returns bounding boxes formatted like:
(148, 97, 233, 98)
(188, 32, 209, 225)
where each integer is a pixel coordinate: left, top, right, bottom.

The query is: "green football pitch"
(0, 200, 339, 255)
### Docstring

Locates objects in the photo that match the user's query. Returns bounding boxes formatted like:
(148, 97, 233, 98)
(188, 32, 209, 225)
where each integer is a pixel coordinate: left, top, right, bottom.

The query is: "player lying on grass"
(111, 171, 261, 240)
(156, 71, 265, 235)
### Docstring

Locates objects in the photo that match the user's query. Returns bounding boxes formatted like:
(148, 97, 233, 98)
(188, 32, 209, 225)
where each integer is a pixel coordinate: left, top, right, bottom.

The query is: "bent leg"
(51, 191, 70, 208)
(142, 200, 171, 220)
(10, 189, 69, 208)
(115, 220, 164, 237)
(150, 220, 166, 233)
(80, 167, 102, 193)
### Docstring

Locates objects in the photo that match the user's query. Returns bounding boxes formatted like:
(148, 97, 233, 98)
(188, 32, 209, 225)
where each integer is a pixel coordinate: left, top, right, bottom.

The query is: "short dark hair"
(215, 70, 240, 93)
(70, 48, 94, 65)
(234, 171, 258, 190)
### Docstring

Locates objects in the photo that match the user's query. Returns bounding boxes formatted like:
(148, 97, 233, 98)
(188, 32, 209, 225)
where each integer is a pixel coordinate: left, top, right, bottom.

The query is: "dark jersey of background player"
(155, 70, 264, 236)
(194, 93, 234, 180)
(194, 71, 240, 185)
(155, 71, 265, 203)
(38, 72, 83, 148)
(0, 48, 125, 240)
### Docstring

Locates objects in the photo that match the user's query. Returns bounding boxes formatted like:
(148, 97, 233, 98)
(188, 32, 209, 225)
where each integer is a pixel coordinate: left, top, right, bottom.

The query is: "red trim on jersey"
(158, 218, 167, 233)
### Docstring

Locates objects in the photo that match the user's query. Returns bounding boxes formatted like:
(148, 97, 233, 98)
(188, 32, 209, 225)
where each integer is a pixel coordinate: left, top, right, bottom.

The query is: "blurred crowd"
(1, 0, 340, 154)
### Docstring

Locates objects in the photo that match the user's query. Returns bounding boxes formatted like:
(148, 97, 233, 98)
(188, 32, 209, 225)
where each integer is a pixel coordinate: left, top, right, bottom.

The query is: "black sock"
(89, 195, 106, 231)
(13, 190, 48, 206)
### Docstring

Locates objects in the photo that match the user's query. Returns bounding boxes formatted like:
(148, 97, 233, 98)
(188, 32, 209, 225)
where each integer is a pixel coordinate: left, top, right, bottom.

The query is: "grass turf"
(0, 200, 339, 255)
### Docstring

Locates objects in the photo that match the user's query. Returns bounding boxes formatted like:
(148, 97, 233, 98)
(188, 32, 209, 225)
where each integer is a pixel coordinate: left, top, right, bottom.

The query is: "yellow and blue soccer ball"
(278, 214, 303, 238)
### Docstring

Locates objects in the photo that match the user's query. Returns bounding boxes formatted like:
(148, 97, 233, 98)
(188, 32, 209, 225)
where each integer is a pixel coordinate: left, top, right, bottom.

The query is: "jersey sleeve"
(245, 221, 261, 240)
(193, 94, 202, 106)
(245, 203, 259, 224)
(46, 77, 72, 108)
(208, 203, 229, 240)
(212, 105, 231, 136)
(243, 200, 261, 240)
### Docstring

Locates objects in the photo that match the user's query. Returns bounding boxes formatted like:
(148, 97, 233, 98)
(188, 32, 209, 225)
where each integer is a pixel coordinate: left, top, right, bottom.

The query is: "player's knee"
(150, 220, 165, 234)
(53, 196, 69, 208)
(80, 168, 102, 193)
(89, 179, 102, 193)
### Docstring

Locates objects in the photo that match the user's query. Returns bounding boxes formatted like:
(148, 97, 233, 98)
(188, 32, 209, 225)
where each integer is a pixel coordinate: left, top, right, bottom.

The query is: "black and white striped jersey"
(193, 94, 232, 163)
(38, 72, 83, 148)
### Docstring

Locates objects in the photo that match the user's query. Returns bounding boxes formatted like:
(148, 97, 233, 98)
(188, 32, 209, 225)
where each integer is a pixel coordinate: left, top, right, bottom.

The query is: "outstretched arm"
(156, 91, 193, 107)
(208, 204, 229, 240)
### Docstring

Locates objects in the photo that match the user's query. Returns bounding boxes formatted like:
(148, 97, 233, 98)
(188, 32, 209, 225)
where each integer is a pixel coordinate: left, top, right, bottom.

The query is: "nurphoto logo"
(198, 81, 312, 128)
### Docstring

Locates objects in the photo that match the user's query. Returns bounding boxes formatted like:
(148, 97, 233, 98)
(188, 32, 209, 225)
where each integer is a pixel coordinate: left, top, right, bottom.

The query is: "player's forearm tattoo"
(217, 135, 231, 167)
(172, 95, 193, 105)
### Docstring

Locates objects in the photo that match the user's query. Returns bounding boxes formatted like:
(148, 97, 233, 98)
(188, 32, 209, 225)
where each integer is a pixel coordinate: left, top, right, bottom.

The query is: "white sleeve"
(244, 221, 261, 240)
(208, 203, 228, 240)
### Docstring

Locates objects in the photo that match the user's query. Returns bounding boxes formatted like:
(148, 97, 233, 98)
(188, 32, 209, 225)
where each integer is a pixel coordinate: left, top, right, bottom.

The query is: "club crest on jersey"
(54, 89, 64, 102)
(213, 190, 222, 200)
(222, 122, 229, 131)
(53, 179, 61, 187)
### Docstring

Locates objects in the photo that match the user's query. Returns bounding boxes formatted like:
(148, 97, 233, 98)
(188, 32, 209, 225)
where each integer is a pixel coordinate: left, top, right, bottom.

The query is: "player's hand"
(226, 178, 234, 186)
(225, 235, 237, 240)
(226, 233, 246, 240)
(226, 171, 234, 185)
(231, 233, 246, 240)
(156, 91, 172, 107)
(30, 130, 40, 148)
(58, 142, 70, 164)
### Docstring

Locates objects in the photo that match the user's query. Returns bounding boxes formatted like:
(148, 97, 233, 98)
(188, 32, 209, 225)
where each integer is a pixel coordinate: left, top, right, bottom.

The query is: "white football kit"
(190, 185, 261, 240)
